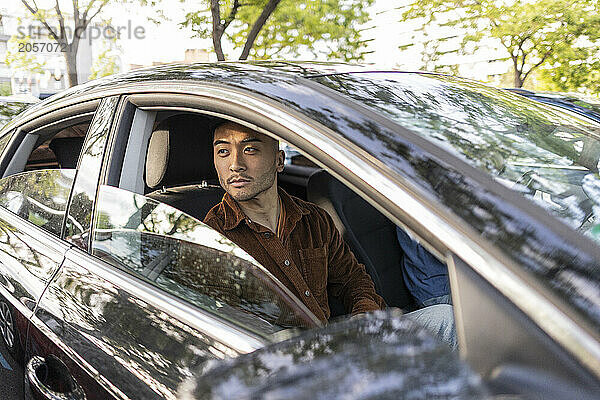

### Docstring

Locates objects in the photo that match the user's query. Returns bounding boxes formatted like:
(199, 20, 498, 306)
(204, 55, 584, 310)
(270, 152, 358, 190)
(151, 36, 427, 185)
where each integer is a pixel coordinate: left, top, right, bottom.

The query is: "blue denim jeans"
(405, 304, 457, 350)
(421, 294, 452, 307)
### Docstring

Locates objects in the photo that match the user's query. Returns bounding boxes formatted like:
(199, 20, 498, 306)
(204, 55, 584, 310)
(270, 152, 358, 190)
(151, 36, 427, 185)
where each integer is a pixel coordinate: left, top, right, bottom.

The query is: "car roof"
(38, 61, 384, 100)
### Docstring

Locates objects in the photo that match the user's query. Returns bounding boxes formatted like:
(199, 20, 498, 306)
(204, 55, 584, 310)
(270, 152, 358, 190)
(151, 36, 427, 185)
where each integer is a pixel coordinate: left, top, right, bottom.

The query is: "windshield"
(314, 72, 600, 243)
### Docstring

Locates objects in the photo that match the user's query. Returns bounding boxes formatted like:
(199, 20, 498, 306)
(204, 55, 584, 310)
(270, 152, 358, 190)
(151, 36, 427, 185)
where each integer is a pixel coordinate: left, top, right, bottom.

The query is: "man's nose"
(230, 150, 246, 172)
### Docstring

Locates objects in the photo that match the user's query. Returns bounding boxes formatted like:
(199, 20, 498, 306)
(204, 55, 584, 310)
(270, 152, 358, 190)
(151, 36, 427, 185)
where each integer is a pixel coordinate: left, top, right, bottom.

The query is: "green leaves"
(182, 0, 374, 61)
(401, 0, 600, 93)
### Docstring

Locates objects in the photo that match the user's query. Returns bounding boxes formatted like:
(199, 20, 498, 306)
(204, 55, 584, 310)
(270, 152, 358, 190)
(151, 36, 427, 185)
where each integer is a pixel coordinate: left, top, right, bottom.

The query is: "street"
(0, 339, 23, 399)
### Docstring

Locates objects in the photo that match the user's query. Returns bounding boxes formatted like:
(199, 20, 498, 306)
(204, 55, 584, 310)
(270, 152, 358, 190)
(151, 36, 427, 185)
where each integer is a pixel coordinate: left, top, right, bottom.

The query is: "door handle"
(26, 355, 86, 400)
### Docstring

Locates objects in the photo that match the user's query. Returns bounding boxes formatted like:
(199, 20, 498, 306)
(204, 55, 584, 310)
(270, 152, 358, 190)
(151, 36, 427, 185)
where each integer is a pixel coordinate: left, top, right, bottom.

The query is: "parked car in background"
(0, 63, 598, 400)
(0, 96, 39, 131)
(506, 88, 600, 123)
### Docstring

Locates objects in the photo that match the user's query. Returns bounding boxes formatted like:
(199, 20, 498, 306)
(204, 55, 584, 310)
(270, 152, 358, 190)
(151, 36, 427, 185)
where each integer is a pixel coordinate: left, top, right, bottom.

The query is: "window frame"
(0, 99, 107, 242)
(0, 100, 100, 179)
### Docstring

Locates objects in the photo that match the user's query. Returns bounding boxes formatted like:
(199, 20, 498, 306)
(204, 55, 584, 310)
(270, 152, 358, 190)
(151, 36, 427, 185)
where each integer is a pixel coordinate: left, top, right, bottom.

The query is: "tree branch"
(56, 0, 67, 41)
(72, 0, 80, 25)
(21, 0, 61, 41)
(522, 48, 552, 82)
(82, 0, 99, 23)
(222, 0, 240, 31)
(239, 0, 281, 60)
(211, 0, 225, 61)
(86, 0, 109, 26)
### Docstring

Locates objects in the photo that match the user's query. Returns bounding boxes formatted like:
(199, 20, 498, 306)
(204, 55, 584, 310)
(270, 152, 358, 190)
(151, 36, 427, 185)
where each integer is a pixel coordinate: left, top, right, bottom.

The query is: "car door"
(30, 184, 318, 400)
(0, 98, 102, 397)
(25, 94, 318, 399)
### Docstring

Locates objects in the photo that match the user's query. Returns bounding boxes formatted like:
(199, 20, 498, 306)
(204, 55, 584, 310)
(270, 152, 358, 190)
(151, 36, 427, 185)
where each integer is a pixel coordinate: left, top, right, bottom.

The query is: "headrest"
(145, 114, 217, 189)
(49, 136, 85, 169)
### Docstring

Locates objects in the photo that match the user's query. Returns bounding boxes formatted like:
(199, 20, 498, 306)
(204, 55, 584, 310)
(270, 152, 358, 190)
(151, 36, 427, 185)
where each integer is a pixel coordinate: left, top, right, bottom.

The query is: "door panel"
(448, 254, 600, 395)
(0, 208, 70, 399)
(29, 183, 320, 399)
(0, 204, 70, 349)
(30, 248, 242, 400)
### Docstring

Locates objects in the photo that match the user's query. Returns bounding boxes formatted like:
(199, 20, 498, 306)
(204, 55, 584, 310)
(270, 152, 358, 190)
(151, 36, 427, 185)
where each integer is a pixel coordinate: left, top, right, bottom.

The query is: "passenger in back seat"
(204, 121, 456, 349)
(396, 226, 451, 307)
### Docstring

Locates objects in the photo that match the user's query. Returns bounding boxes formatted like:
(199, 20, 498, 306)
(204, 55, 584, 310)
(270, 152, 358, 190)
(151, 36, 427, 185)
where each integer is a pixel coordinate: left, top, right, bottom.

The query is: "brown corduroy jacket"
(203, 188, 385, 322)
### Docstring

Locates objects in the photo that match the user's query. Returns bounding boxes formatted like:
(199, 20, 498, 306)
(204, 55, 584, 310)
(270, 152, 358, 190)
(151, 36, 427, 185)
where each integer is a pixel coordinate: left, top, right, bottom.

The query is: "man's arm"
(321, 209, 386, 315)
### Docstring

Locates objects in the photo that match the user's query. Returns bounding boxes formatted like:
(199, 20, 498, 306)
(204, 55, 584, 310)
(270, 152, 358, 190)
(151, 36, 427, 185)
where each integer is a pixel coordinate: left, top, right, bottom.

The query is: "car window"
(314, 73, 600, 242)
(0, 169, 75, 236)
(0, 101, 104, 237)
(91, 185, 318, 336)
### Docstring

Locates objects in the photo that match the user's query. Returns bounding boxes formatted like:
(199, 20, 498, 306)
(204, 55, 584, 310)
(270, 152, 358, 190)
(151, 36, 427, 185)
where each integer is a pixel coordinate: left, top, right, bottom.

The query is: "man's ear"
(276, 149, 285, 173)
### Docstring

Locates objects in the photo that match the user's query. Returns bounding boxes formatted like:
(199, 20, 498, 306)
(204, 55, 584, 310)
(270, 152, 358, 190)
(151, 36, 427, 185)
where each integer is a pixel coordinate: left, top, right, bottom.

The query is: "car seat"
(145, 114, 225, 220)
(307, 169, 414, 316)
(48, 137, 85, 169)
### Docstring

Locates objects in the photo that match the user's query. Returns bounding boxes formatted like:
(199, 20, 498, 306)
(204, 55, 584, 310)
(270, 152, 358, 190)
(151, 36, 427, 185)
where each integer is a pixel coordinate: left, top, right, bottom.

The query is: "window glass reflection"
(315, 73, 600, 242)
(0, 130, 14, 158)
(0, 101, 30, 131)
(0, 169, 75, 236)
(92, 185, 316, 336)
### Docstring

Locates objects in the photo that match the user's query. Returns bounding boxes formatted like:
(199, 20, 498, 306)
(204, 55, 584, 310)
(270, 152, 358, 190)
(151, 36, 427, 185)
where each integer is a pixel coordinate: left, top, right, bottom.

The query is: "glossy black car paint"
(182, 310, 488, 400)
(0, 62, 598, 399)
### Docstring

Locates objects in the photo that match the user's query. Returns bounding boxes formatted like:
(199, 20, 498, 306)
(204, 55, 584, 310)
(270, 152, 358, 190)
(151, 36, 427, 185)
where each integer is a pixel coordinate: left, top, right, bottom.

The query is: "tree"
(20, 0, 112, 87)
(5, 34, 46, 75)
(89, 47, 120, 79)
(182, 0, 374, 61)
(537, 46, 600, 94)
(401, 0, 600, 89)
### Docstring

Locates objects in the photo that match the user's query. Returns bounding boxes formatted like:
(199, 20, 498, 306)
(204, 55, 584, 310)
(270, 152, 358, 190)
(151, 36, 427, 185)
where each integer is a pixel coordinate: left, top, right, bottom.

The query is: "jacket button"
(304, 290, 310, 297)
(284, 259, 290, 266)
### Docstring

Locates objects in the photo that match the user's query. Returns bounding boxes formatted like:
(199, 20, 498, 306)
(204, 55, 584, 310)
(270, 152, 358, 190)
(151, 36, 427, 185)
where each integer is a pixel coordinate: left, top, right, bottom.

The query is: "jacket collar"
(221, 187, 310, 232)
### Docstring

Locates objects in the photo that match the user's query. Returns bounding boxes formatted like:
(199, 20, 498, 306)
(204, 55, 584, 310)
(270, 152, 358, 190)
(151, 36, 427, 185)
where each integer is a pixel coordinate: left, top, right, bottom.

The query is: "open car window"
(91, 185, 320, 337)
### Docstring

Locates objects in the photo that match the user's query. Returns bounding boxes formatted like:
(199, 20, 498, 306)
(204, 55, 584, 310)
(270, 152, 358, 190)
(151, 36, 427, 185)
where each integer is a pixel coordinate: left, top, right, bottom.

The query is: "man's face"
(213, 122, 284, 202)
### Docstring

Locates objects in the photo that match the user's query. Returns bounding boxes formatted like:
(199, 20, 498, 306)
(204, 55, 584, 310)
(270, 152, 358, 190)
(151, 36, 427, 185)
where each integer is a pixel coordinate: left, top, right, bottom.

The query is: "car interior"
(1, 120, 91, 177)
(122, 111, 445, 317)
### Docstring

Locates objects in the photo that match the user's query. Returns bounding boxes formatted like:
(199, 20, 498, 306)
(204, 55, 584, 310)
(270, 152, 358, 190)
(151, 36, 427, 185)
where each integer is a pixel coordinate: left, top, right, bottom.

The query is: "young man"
(203, 121, 456, 348)
(204, 121, 384, 322)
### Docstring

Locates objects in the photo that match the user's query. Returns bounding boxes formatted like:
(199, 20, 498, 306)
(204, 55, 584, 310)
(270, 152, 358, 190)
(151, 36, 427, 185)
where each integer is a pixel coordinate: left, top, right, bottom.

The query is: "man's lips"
(228, 177, 251, 188)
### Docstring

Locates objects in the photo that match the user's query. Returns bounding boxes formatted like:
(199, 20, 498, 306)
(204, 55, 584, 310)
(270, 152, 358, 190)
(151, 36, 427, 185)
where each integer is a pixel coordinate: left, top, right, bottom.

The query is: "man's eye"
(245, 147, 257, 153)
(216, 148, 229, 156)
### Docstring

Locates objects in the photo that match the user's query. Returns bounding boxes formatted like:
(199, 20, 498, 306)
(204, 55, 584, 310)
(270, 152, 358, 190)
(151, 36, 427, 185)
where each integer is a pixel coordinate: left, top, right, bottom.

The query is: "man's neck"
(237, 184, 280, 233)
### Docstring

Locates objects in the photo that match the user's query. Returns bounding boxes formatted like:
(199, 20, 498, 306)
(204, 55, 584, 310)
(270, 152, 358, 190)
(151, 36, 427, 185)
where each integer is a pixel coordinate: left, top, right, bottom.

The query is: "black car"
(506, 88, 600, 123)
(0, 62, 599, 399)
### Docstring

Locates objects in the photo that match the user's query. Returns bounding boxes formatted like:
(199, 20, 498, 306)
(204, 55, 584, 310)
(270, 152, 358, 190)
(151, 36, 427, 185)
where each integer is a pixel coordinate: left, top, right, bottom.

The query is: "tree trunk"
(64, 38, 79, 87)
(211, 0, 226, 61)
(513, 66, 524, 88)
(239, 0, 281, 60)
(511, 54, 524, 87)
